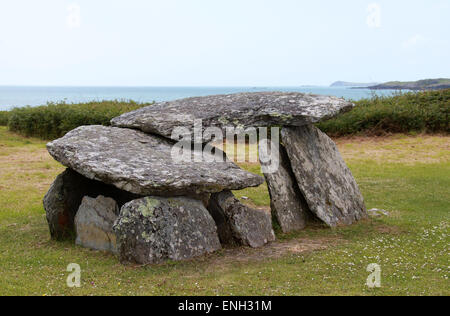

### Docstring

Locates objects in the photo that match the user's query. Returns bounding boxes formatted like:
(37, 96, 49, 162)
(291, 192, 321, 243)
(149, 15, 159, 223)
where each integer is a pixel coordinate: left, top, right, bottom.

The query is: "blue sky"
(0, 0, 448, 86)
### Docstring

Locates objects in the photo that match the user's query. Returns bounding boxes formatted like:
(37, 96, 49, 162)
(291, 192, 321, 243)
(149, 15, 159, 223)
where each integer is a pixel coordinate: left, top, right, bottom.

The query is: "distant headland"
(364, 78, 450, 90)
(330, 81, 378, 88)
(331, 78, 450, 90)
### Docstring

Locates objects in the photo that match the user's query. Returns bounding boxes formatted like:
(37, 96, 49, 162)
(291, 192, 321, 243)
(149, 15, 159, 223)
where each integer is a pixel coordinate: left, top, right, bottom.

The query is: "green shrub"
(317, 89, 450, 136)
(0, 111, 10, 126)
(7, 100, 152, 140)
(6, 89, 450, 140)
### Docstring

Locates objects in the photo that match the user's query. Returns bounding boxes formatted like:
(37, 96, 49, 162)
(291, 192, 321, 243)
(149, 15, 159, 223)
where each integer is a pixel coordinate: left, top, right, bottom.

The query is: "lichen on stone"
(114, 196, 221, 265)
(138, 197, 160, 217)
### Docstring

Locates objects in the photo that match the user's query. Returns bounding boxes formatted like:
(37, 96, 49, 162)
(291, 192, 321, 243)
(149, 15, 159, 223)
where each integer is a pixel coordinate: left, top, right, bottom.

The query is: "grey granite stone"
(208, 191, 275, 248)
(113, 196, 221, 264)
(111, 92, 354, 142)
(75, 196, 119, 253)
(259, 138, 313, 232)
(282, 125, 367, 227)
(47, 125, 263, 197)
(43, 168, 139, 240)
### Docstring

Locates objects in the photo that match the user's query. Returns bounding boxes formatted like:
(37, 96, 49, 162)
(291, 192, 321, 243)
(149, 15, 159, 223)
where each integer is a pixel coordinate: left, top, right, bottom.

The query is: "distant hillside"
(367, 78, 450, 90)
(330, 81, 378, 87)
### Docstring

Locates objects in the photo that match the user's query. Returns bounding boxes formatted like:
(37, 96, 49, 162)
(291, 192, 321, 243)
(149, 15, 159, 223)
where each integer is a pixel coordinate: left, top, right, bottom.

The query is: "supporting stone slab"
(113, 196, 221, 264)
(208, 191, 275, 248)
(75, 196, 119, 254)
(259, 138, 313, 232)
(282, 125, 367, 227)
(43, 168, 140, 240)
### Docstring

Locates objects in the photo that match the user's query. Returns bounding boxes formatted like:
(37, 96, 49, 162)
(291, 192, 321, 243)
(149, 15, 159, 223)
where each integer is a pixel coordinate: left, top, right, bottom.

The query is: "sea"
(0, 86, 397, 111)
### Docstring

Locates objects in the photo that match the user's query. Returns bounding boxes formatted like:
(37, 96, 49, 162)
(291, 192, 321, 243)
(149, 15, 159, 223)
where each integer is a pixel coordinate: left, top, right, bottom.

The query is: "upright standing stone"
(208, 191, 275, 248)
(113, 197, 221, 264)
(259, 138, 313, 232)
(282, 125, 367, 227)
(75, 196, 119, 254)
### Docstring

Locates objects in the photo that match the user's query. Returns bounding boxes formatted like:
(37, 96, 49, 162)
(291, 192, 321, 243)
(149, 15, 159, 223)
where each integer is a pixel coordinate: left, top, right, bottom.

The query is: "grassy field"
(0, 126, 448, 296)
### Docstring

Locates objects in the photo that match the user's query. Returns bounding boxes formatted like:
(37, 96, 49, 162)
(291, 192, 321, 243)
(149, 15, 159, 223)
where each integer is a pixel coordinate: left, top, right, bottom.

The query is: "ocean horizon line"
(0, 85, 395, 110)
(0, 85, 331, 89)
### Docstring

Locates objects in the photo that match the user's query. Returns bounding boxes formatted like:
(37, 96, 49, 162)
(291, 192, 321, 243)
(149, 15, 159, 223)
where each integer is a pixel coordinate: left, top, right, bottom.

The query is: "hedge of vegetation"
(7, 100, 152, 140)
(4, 89, 449, 140)
(317, 89, 450, 136)
(0, 111, 9, 126)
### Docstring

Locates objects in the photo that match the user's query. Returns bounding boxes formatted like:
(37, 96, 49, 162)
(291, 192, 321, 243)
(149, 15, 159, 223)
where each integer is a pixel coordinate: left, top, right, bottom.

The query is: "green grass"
(317, 89, 450, 136)
(0, 127, 448, 296)
(6, 100, 152, 140)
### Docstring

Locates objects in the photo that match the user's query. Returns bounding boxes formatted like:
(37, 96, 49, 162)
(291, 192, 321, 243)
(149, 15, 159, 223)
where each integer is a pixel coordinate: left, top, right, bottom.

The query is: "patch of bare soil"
(199, 236, 342, 270)
(375, 224, 404, 235)
(0, 147, 49, 165)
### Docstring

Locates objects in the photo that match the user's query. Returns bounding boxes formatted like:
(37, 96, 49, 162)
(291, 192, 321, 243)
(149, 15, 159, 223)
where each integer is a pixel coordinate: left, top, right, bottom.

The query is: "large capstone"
(47, 125, 263, 197)
(113, 196, 221, 264)
(281, 125, 367, 227)
(43, 168, 139, 240)
(75, 196, 119, 253)
(208, 191, 275, 248)
(111, 92, 354, 143)
(259, 139, 313, 233)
